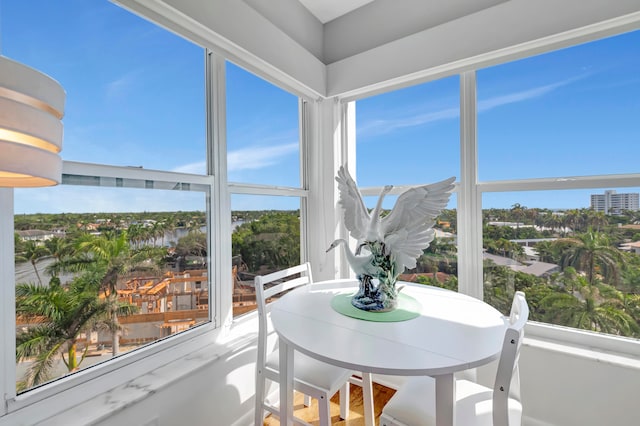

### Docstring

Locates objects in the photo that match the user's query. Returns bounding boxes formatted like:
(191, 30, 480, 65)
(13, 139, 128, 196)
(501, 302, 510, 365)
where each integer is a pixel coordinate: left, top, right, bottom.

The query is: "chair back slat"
(258, 263, 312, 286)
(254, 262, 313, 362)
(263, 275, 310, 300)
(493, 291, 529, 426)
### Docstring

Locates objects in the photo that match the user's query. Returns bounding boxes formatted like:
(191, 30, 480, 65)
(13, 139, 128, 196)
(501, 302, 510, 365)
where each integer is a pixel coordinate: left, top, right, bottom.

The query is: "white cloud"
(358, 76, 581, 137)
(478, 78, 576, 111)
(170, 142, 299, 176)
(172, 161, 207, 175)
(227, 143, 298, 171)
(358, 107, 459, 136)
(105, 71, 139, 100)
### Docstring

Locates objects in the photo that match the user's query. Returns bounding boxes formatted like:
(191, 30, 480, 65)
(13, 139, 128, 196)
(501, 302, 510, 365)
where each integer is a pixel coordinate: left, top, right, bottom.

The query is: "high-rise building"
(591, 190, 639, 215)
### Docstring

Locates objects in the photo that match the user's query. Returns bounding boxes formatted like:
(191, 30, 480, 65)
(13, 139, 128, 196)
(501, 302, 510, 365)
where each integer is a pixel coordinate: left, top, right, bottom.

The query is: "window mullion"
(0, 189, 16, 410)
(299, 99, 310, 265)
(458, 71, 482, 299)
(207, 50, 231, 329)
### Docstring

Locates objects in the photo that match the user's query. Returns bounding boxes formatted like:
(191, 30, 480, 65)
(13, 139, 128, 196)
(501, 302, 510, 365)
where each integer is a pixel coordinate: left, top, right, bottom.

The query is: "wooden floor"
(263, 382, 396, 426)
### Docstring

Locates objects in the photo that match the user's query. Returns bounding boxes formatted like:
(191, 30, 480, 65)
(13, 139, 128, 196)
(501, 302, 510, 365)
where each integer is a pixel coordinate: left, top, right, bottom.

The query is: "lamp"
(0, 56, 65, 187)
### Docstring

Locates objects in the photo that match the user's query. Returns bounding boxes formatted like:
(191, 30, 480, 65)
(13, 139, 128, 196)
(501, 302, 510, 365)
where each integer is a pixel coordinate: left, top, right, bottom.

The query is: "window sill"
(524, 321, 640, 369)
(0, 313, 259, 426)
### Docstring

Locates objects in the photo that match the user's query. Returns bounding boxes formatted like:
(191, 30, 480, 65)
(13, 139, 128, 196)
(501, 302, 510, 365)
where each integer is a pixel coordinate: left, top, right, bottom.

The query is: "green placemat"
(330, 292, 422, 322)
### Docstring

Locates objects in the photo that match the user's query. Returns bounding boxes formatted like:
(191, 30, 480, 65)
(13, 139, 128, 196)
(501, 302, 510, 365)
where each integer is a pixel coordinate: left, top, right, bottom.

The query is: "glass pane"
(478, 30, 640, 181)
(226, 62, 301, 186)
(3, 1, 205, 172)
(231, 195, 301, 317)
(14, 177, 211, 393)
(355, 76, 460, 186)
(482, 190, 640, 340)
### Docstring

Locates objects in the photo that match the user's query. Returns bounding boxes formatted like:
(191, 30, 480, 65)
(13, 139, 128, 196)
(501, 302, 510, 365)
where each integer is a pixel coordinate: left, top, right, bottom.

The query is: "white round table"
(270, 279, 507, 426)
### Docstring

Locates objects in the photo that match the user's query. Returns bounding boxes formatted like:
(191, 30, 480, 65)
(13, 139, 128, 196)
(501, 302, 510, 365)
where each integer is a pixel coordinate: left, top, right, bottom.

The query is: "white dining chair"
(254, 262, 354, 426)
(379, 291, 529, 426)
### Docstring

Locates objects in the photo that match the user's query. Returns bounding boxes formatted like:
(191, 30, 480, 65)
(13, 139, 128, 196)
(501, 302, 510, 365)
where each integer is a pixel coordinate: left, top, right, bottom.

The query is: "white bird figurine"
(326, 239, 378, 277)
(335, 165, 455, 274)
(326, 238, 380, 301)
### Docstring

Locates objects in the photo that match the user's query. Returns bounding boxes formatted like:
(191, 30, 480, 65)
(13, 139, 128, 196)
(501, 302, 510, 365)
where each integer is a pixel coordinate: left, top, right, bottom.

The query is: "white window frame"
(2, 164, 219, 415)
(225, 74, 312, 282)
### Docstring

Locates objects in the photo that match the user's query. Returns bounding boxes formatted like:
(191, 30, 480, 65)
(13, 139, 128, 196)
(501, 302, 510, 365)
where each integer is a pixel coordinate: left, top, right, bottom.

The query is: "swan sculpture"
(332, 165, 455, 311)
(326, 239, 377, 277)
(326, 238, 379, 300)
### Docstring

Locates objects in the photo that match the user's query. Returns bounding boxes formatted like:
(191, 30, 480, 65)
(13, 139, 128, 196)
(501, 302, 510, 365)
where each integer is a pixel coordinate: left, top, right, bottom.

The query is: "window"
(14, 172, 212, 393)
(481, 189, 640, 339)
(2, 0, 211, 403)
(478, 30, 640, 339)
(355, 78, 460, 288)
(3, 0, 205, 171)
(355, 76, 460, 186)
(477, 31, 640, 181)
(230, 195, 302, 317)
(226, 62, 307, 318)
(226, 62, 301, 187)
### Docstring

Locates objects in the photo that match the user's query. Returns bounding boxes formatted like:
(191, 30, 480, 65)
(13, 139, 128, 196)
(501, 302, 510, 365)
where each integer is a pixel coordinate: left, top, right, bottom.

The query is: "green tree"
(16, 240, 51, 286)
(534, 240, 560, 264)
(232, 212, 300, 272)
(559, 229, 624, 286)
(14, 232, 25, 254)
(43, 237, 73, 278)
(174, 231, 207, 257)
(15, 269, 115, 389)
(587, 211, 609, 233)
(63, 232, 162, 355)
(510, 203, 527, 231)
(539, 279, 639, 336)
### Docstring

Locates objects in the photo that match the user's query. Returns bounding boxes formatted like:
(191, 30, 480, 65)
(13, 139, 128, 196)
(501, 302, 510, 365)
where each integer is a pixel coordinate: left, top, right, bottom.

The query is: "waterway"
(15, 258, 74, 286)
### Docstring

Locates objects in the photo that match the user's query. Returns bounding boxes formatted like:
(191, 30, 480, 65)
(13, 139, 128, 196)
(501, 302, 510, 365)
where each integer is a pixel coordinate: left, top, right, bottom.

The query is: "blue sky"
(5, 1, 640, 214)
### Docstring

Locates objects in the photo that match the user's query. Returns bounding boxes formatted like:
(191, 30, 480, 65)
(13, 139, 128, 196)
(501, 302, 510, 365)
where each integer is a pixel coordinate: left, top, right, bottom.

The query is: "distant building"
(591, 190, 639, 215)
(16, 229, 64, 242)
(483, 251, 560, 277)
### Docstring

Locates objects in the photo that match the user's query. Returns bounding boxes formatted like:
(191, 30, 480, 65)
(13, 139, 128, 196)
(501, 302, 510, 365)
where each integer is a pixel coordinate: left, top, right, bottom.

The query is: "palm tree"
(620, 294, 640, 336)
(563, 209, 583, 234)
(534, 240, 558, 264)
(127, 223, 143, 249)
(164, 215, 177, 245)
(16, 240, 51, 286)
(44, 236, 72, 261)
(14, 232, 25, 254)
(559, 228, 624, 286)
(550, 213, 566, 235)
(510, 203, 527, 231)
(155, 221, 168, 246)
(43, 236, 73, 278)
(539, 280, 639, 337)
(482, 261, 516, 315)
(58, 231, 163, 356)
(77, 231, 159, 355)
(15, 269, 116, 389)
(587, 211, 609, 233)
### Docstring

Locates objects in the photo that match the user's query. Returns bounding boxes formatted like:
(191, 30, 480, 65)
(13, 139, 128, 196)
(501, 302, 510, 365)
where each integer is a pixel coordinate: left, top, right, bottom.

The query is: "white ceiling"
(298, 0, 375, 23)
(245, 0, 510, 64)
